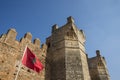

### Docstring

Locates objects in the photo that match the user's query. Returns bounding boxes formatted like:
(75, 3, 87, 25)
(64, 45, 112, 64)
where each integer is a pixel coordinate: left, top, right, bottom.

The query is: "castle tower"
(46, 16, 91, 80)
(88, 50, 110, 80)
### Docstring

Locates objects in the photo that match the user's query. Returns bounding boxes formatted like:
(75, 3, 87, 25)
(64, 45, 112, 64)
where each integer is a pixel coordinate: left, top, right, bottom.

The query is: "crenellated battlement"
(0, 28, 47, 50)
(0, 28, 47, 80)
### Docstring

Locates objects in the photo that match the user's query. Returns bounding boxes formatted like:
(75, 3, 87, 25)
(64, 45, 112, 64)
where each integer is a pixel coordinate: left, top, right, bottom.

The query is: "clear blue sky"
(0, 0, 120, 79)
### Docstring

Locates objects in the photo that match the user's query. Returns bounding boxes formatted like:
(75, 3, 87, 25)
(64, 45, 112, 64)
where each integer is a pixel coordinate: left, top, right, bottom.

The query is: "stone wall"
(0, 29, 47, 80)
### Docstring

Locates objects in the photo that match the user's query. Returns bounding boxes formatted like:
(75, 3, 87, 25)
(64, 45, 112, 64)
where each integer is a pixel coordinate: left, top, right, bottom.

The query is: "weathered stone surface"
(0, 30, 46, 80)
(46, 16, 110, 80)
(0, 16, 110, 80)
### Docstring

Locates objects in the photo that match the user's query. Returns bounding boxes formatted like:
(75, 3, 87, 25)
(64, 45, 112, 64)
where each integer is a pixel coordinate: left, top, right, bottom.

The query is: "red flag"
(22, 47, 43, 73)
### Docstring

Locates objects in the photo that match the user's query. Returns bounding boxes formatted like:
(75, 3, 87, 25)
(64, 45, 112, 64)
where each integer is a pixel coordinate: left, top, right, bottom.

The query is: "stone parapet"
(0, 28, 47, 80)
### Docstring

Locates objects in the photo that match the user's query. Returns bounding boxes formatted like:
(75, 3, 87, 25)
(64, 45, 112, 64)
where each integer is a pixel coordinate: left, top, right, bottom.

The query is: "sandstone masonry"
(0, 16, 110, 80)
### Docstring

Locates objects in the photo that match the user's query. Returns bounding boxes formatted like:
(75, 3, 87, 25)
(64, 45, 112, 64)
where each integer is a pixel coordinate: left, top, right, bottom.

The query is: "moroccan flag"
(22, 47, 43, 73)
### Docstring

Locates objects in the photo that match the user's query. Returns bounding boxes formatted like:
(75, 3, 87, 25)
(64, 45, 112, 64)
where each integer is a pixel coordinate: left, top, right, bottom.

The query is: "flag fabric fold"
(22, 47, 43, 73)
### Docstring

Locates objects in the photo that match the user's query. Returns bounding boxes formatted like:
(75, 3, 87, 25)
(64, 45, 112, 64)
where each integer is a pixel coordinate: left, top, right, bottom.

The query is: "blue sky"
(0, 0, 120, 79)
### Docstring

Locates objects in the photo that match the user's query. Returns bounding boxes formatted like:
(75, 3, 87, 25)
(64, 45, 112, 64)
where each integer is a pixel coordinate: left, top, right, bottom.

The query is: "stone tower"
(88, 50, 110, 80)
(46, 16, 91, 80)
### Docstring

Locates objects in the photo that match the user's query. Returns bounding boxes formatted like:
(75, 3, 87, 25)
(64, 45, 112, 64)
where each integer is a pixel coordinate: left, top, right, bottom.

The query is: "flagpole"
(14, 45, 28, 80)
(14, 61, 22, 80)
